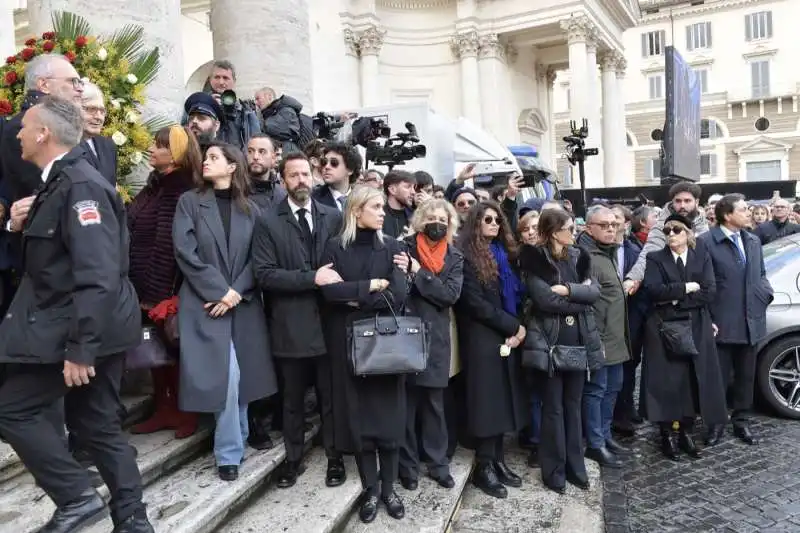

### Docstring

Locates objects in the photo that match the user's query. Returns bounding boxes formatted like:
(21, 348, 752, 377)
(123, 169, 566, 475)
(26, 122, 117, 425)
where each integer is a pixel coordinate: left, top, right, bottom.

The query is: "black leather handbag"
(525, 317, 588, 376)
(125, 326, 174, 370)
(658, 316, 699, 359)
(347, 292, 429, 377)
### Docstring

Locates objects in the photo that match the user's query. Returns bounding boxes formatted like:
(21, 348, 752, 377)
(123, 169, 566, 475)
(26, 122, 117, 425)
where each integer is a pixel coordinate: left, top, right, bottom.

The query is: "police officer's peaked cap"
(184, 92, 223, 122)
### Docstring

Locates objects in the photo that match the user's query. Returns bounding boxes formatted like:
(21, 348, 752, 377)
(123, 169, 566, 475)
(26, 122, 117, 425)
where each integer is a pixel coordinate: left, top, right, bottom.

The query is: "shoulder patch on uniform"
(73, 200, 101, 226)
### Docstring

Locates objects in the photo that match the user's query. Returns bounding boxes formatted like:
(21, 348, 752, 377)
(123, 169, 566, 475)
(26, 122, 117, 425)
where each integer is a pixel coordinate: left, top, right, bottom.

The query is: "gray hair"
(81, 80, 104, 103)
(586, 204, 612, 223)
(211, 59, 236, 80)
(37, 96, 83, 148)
(24, 54, 70, 90)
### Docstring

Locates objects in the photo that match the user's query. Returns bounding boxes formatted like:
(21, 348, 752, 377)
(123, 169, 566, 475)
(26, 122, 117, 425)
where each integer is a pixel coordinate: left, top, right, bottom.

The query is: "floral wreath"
(0, 12, 173, 200)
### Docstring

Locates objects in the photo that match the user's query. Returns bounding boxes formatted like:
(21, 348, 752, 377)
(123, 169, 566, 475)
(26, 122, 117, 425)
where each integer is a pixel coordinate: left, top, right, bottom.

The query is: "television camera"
(562, 119, 599, 216)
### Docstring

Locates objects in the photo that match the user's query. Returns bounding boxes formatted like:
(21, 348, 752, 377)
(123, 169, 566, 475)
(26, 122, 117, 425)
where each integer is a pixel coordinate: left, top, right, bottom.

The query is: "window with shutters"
(700, 153, 717, 177)
(750, 60, 770, 98)
(694, 68, 709, 94)
(745, 11, 773, 41)
(641, 30, 666, 57)
(746, 160, 781, 181)
(646, 158, 661, 180)
(701, 119, 721, 140)
(686, 22, 712, 51)
(648, 74, 664, 100)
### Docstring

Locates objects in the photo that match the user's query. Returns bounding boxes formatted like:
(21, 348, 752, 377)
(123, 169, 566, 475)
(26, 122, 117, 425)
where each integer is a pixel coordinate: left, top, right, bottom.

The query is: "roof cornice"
(640, 0, 773, 23)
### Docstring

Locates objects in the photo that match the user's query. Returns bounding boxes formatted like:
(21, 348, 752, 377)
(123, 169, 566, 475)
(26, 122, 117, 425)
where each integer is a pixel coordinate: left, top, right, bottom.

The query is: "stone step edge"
(444, 458, 476, 533)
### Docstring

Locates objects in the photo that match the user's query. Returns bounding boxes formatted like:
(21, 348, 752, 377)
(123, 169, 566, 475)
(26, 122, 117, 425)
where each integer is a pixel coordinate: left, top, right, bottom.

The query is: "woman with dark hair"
(518, 208, 604, 494)
(641, 213, 727, 460)
(129, 125, 202, 439)
(455, 201, 528, 499)
(173, 142, 277, 481)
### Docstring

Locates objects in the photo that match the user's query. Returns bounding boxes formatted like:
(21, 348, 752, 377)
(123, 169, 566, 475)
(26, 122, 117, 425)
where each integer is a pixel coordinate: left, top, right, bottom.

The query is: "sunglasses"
(320, 157, 341, 168)
(483, 215, 501, 225)
(665, 226, 685, 235)
(456, 199, 476, 208)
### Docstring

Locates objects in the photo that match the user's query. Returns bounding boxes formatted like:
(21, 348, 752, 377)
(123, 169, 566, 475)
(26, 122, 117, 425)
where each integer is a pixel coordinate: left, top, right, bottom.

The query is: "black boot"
(357, 490, 379, 523)
(326, 457, 347, 487)
(493, 460, 522, 488)
(584, 446, 623, 468)
(660, 432, 680, 461)
(112, 510, 155, 533)
(38, 489, 107, 533)
(678, 430, 701, 459)
(606, 438, 632, 456)
(705, 424, 725, 446)
(472, 463, 507, 499)
(276, 461, 305, 488)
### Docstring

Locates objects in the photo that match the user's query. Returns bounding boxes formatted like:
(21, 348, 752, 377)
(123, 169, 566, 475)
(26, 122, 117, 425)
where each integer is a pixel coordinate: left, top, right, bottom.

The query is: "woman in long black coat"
(320, 186, 409, 524)
(455, 201, 528, 500)
(398, 199, 464, 490)
(641, 213, 728, 460)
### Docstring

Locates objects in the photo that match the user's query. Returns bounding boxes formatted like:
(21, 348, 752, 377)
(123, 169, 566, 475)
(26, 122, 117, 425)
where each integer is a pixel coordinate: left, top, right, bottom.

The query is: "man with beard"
(624, 182, 709, 294)
(381, 170, 416, 238)
(183, 92, 222, 151)
(246, 133, 286, 211)
(251, 152, 346, 489)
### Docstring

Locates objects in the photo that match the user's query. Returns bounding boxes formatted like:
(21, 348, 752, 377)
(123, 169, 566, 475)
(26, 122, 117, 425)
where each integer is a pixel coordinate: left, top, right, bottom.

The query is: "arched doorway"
(186, 60, 213, 94)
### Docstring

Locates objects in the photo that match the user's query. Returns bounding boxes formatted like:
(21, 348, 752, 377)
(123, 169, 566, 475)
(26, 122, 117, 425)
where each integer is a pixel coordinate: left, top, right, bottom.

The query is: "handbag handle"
(375, 290, 401, 331)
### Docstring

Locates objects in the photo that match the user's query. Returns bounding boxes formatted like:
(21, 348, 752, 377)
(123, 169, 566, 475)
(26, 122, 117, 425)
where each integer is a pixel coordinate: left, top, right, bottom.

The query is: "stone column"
(450, 31, 482, 126)
(535, 64, 552, 165)
(586, 34, 603, 184)
(211, 0, 312, 107)
(358, 25, 385, 107)
(601, 52, 622, 187)
(615, 57, 631, 185)
(27, 0, 185, 122)
(477, 33, 512, 142)
(0, 2, 15, 59)
(560, 15, 601, 188)
(342, 29, 362, 110)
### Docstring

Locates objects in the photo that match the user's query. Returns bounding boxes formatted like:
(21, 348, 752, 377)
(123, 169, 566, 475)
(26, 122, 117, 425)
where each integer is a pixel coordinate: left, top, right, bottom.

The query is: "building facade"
(8, 0, 638, 186)
(554, 0, 800, 188)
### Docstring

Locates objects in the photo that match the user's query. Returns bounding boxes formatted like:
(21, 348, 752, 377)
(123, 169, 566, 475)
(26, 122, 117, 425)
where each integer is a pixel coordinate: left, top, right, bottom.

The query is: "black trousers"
(0, 354, 144, 524)
(716, 343, 757, 424)
(399, 385, 448, 479)
(538, 370, 586, 488)
(614, 323, 644, 424)
(278, 356, 336, 463)
(357, 438, 398, 498)
(475, 434, 504, 466)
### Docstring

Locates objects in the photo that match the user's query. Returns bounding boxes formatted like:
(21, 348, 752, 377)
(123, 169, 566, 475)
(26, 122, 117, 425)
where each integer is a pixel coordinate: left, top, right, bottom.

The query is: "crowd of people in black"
(0, 53, 783, 533)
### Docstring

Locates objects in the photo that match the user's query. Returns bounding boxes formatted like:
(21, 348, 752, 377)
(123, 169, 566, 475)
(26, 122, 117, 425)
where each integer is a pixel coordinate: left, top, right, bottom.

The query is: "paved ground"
(603, 413, 800, 533)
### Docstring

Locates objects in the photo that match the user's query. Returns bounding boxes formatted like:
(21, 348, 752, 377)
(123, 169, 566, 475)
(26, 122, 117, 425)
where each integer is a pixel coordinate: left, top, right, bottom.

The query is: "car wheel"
(757, 336, 800, 420)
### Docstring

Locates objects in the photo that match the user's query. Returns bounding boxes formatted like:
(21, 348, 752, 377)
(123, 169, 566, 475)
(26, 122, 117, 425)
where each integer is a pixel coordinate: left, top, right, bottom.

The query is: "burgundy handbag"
(125, 326, 174, 369)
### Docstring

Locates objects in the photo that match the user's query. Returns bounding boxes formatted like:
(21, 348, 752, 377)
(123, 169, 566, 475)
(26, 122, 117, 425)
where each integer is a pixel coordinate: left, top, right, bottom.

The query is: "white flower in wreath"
(111, 131, 128, 146)
(110, 99, 122, 110)
(126, 74, 138, 84)
(125, 110, 139, 124)
(130, 151, 143, 165)
(97, 48, 108, 61)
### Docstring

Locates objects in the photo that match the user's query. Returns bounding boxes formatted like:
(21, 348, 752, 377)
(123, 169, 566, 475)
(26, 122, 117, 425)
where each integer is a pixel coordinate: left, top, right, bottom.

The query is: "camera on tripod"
(312, 112, 348, 140)
(362, 119, 426, 170)
(562, 119, 598, 165)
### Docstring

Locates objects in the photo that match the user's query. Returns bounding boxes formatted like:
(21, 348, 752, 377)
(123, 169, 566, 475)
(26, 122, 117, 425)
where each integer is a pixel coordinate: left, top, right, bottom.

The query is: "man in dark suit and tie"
(251, 152, 347, 489)
(79, 81, 118, 186)
(311, 142, 361, 211)
(700, 193, 773, 446)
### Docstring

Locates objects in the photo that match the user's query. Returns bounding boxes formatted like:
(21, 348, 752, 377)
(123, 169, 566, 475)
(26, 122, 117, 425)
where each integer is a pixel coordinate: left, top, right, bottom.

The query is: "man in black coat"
(753, 197, 800, 244)
(79, 81, 118, 186)
(311, 142, 361, 211)
(251, 152, 346, 489)
(246, 133, 286, 212)
(700, 194, 773, 447)
(0, 97, 151, 532)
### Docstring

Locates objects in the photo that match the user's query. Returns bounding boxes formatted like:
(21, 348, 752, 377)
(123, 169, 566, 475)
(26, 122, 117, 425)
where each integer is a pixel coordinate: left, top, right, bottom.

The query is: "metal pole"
(578, 158, 588, 217)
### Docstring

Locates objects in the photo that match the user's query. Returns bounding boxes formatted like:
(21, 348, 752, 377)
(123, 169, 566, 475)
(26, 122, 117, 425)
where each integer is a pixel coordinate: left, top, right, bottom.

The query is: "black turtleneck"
(383, 205, 409, 238)
(215, 188, 233, 242)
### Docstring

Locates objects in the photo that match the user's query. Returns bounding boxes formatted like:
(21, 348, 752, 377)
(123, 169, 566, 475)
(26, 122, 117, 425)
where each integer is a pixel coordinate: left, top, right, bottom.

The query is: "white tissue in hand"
(500, 345, 511, 357)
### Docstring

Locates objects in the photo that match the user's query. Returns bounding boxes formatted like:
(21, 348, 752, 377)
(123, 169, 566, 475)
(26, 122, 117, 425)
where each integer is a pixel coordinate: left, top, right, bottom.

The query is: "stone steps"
(0, 394, 151, 484)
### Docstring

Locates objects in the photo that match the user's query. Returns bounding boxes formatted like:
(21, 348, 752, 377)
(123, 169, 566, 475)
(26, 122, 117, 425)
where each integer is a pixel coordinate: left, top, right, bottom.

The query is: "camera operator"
(198, 60, 260, 151)
(256, 86, 306, 154)
(382, 170, 417, 238)
(246, 133, 286, 211)
(184, 92, 222, 151)
(311, 142, 362, 211)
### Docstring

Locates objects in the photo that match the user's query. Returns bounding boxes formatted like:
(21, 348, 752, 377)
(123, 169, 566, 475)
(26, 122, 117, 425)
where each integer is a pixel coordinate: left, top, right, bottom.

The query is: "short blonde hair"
(340, 186, 385, 248)
(664, 220, 696, 249)
(410, 198, 459, 243)
(518, 210, 539, 236)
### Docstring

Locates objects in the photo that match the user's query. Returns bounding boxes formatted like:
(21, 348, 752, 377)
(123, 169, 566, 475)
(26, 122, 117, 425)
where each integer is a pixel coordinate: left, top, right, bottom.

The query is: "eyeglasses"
(665, 226, 685, 235)
(483, 215, 501, 225)
(48, 77, 84, 89)
(590, 222, 620, 230)
(82, 105, 106, 116)
(456, 199, 476, 208)
(320, 157, 341, 168)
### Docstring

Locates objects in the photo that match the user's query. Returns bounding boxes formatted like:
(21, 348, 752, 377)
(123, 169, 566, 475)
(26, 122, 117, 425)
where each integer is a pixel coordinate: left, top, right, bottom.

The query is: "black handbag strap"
(378, 291, 401, 330)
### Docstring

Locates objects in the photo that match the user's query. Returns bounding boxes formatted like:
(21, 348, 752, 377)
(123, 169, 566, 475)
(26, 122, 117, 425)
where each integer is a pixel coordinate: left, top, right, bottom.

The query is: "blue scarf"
(490, 242, 524, 315)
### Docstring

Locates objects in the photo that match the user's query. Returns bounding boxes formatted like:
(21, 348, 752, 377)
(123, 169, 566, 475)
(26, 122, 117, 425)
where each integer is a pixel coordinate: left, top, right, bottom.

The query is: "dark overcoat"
(403, 236, 464, 388)
(319, 233, 408, 452)
(172, 189, 277, 413)
(640, 246, 728, 424)
(454, 254, 528, 439)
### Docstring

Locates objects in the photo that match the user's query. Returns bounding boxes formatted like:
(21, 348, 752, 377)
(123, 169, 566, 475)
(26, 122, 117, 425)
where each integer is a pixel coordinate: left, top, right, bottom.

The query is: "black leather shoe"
(218, 465, 238, 481)
(37, 489, 107, 533)
(325, 458, 346, 487)
(584, 446, 623, 468)
(705, 424, 725, 447)
(493, 460, 522, 488)
(358, 492, 379, 523)
(112, 511, 155, 533)
(428, 472, 455, 489)
(472, 463, 507, 499)
(382, 491, 405, 519)
(678, 431, 701, 458)
(399, 475, 418, 491)
(733, 425, 758, 445)
(526, 447, 539, 467)
(566, 474, 590, 490)
(660, 433, 680, 461)
(276, 461, 305, 489)
(606, 438, 632, 456)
